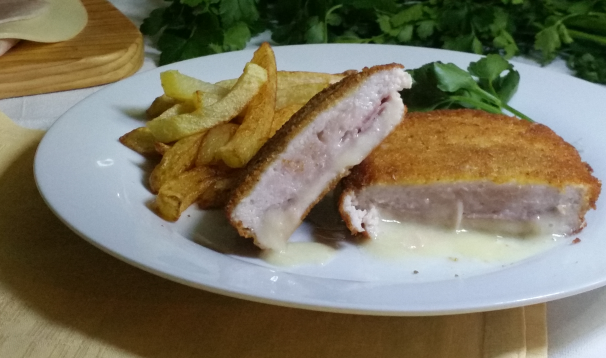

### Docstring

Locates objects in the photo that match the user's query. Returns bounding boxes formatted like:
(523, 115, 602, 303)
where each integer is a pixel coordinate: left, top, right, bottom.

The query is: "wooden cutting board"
(0, 0, 144, 99)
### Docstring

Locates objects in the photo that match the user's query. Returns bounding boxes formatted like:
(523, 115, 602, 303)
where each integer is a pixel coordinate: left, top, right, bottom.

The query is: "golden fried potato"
(196, 123, 239, 166)
(154, 142, 172, 156)
(152, 102, 197, 124)
(161, 70, 229, 101)
(147, 62, 267, 143)
(119, 127, 158, 156)
(146, 95, 177, 119)
(275, 71, 344, 109)
(276, 83, 327, 109)
(215, 70, 344, 110)
(215, 71, 344, 91)
(155, 166, 217, 221)
(197, 169, 242, 209)
(218, 42, 277, 168)
(191, 90, 223, 109)
(270, 103, 302, 137)
(149, 132, 205, 193)
(277, 71, 344, 87)
(214, 78, 237, 89)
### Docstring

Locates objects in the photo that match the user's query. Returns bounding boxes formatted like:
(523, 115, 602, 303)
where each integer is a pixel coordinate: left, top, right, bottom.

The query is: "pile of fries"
(119, 43, 345, 221)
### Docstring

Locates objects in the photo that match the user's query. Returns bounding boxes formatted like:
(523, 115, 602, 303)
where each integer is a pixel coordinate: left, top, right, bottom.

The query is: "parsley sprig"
(403, 55, 533, 121)
(140, 0, 265, 65)
(141, 0, 606, 84)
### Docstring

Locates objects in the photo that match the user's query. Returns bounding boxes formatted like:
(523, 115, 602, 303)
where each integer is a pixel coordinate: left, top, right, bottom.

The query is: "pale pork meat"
(340, 109, 601, 238)
(226, 64, 412, 250)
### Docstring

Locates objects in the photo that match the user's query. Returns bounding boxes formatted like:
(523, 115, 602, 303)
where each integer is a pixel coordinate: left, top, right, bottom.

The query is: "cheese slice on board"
(0, 0, 87, 42)
(0, 0, 49, 25)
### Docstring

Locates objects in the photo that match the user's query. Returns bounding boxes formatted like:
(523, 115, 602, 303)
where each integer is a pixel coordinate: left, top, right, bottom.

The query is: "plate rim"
(34, 43, 606, 316)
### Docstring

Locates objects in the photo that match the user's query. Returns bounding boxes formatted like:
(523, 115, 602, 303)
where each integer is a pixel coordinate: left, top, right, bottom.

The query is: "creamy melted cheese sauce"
(257, 195, 563, 268)
(259, 220, 561, 268)
(261, 242, 337, 266)
(363, 219, 561, 263)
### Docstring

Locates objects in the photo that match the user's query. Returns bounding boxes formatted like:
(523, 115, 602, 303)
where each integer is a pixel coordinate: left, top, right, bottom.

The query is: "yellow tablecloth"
(0, 111, 546, 358)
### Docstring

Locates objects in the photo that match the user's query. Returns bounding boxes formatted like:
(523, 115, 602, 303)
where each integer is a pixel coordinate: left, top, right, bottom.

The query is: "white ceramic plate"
(35, 44, 606, 316)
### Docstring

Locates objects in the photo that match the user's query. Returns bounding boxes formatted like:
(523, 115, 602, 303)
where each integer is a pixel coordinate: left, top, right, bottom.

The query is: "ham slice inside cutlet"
(339, 109, 601, 238)
(226, 63, 412, 250)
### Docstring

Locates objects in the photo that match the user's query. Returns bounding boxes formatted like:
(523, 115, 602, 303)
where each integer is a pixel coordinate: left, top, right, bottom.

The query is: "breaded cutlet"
(339, 109, 601, 237)
(226, 63, 412, 250)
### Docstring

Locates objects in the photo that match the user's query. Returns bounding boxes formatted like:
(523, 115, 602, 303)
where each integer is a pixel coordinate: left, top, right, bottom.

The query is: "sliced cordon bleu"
(339, 109, 601, 238)
(226, 63, 412, 250)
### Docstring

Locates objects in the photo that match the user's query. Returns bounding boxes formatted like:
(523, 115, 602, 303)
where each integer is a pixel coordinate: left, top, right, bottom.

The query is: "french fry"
(147, 62, 267, 143)
(152, 102, 197, 124)
(217, 71, 343, 109)
(119, 127, 158, 156)
(161, 70, 230, 101)
(276, 83, 327, 109)
(154, 142, 172, 156)
(196, 123, 239, 166)
(277, 71, 344, 87)
(155, 167, 217, 221)
(270, 103, 303, 137)
(191, 90, 223, 110)
(149, 132, 205, 193)
(218, 42, 278, 168)
(275, 72, 344, 108)
(215, 71, 344, 90)
(197, 169, 242, 209)
(214, 78, 237, 89)
(146, 95, 177, 119)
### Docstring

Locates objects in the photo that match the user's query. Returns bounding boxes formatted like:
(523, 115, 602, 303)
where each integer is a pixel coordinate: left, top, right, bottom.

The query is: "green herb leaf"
(391, 4, 424, 27)
(140, 7, 166, 36)
(434, 62, 481, 93)
(535, 25, 562, 63)
(468, 54, 511, 82)
(402, 57, 531, 121)
(567, 49, 606, 83)
(141, 0, 606, 85)
(157, 31, 190, 65)
(181, 0, 208, 7)
(493, 69, 520, 103)
(397, 24, 414, 43)
(377, 15, 392, 34)
(305, 16, 326, 43)
(401, 63, 450, 112)
(417, 20, 435, 39)
(220, 0, 259, 27)
(492, 30, 519, 59)
(468, 54, 520, 103)
(223, 21, 251, 51)
(443, 33, 484, 54)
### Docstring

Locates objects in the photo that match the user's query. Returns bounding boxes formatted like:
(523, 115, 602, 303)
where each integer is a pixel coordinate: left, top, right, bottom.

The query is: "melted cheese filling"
(261, 242, 337, 266)
(364, 217, 561, 263)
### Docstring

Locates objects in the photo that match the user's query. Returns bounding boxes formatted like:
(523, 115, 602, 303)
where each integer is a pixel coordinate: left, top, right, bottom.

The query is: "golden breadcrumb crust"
(226, 63, 405, 240)
(342, 109, 601, 214)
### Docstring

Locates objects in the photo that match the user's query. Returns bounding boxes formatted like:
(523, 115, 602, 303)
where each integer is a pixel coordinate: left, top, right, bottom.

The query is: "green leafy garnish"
(402, 55, 532, 121)
(140, 0, 265, 65)
(141, 0, 606, 84)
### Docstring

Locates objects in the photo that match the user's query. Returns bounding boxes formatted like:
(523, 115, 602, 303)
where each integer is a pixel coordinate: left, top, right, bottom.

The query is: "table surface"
(2, 1, 606, 357)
